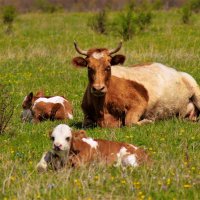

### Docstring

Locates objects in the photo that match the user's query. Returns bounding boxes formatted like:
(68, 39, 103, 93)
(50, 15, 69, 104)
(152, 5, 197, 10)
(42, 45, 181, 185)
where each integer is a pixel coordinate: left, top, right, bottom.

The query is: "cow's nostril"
(92, 85, 105, 92)
(92, 87, 97, 92)
(99, 86, 105, 91)
(54, 144, 62, 151)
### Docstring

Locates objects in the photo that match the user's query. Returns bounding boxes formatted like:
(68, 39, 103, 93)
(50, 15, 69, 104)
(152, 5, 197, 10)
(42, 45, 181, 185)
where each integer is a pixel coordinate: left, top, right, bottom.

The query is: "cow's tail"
(50, 103, 62, 121)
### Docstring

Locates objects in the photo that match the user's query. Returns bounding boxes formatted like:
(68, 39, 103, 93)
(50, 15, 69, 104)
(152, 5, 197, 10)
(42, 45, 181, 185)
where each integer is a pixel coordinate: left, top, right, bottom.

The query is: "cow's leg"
(125, 107, 146, 126)
(81, 103, 96, 128)
(36, 151, 53, 172)
(137, 119, 154, 125)
(51, 104, 67, 120)
(184, 102, 198, 121)
(98, 113, 122, 128)
(192, 87, 200, 118)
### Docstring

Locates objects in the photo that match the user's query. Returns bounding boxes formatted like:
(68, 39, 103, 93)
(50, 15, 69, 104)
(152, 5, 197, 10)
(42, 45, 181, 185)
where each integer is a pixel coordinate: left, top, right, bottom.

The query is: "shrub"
(151, 0, 164, 10)
(136, 11, 152, 31)
(181, 5, 192, 24)
(2, 5, 17, 34)
(88, 9, 107, 34)
(35, 0, 62, 13)
(113, 2, 153, 41)
(116, 3, 137, 41)
(189, 0, 200, 13)
(0, 85, 14, 134)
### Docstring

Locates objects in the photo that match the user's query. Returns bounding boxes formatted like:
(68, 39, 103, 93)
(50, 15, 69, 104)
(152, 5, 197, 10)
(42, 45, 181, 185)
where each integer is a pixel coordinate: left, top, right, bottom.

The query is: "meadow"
(0, 10, 200, 199)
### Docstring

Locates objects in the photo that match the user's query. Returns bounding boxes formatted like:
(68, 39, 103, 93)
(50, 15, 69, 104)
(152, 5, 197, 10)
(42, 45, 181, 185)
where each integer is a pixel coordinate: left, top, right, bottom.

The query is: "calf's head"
(50, 124, 72, 153)
(21, 91, 44, 122)
(72, 41, 125, 96)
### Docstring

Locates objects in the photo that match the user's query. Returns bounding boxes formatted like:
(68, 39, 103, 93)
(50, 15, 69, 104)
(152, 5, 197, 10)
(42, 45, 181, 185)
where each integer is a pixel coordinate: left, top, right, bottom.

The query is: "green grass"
(0, 10, 200, 199)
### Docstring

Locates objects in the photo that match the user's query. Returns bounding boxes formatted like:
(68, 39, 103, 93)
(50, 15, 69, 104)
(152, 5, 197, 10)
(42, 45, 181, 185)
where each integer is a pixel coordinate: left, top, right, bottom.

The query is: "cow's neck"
(92, 94, 106, 118)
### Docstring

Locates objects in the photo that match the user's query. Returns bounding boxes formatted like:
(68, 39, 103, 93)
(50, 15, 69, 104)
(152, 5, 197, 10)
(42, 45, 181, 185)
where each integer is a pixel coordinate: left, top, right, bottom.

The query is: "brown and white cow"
(21, 91, 73, 123)
(72, 42, 200, 127)
(36, 124, 150, 171)
(72, 42, 150, 127)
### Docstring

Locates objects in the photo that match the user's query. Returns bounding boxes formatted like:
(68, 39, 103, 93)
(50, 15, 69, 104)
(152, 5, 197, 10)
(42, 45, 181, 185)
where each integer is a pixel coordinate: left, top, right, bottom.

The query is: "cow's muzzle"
(91, 85, 107, 96)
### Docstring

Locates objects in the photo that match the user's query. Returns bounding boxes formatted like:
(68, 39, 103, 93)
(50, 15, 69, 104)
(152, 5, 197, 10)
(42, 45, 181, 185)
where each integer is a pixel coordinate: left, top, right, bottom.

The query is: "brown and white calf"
(72, 42, 200, 127)
(21, 91, 73, 123)
(70, 130, 150, 167)
(36, 124, 150, 171)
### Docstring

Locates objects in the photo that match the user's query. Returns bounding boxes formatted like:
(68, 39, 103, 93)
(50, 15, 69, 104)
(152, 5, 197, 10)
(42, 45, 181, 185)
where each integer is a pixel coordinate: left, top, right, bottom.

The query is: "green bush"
(88, 9, 107, 34)
(116, 3, 137, 41)
(113, 2, 153, 41)
(189, 0, 200, 13)
(181, 5, 192, 24)
(35, 0, 62, 13)
(2, 5, 16, 33)
(151, 0, 164, 10)
(2, 5, 16, 24)
(136, 11, 152, 31)
(0, 85, 14, 134)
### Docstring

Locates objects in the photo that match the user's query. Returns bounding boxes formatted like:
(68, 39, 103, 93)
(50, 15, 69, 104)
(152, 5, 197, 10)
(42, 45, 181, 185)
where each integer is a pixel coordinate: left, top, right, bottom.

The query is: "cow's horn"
(109, 41, 123, 55)
(74, 41, 88, 56)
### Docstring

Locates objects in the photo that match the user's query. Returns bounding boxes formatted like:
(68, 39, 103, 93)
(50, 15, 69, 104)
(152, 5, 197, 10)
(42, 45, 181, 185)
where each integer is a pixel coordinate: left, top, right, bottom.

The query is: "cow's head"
(72, 41, 125, 96)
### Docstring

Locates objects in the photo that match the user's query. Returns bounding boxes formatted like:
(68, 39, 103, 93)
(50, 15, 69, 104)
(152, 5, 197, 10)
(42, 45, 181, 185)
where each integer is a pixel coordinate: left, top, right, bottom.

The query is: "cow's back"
(112, 63, 193, 119)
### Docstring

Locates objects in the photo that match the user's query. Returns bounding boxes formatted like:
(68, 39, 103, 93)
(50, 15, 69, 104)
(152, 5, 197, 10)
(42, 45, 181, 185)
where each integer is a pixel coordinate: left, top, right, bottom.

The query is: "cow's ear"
(111, 54, 126, 65)
(72, 57, 88, 68)
(36, 90, 44, 97)
(27, 92, 33, 101)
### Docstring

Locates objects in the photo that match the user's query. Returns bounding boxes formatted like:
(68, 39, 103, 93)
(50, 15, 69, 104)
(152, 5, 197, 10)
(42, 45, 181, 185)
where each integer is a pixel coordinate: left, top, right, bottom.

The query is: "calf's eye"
(66, 137, 70, 141)
(51, 136, 55, 141)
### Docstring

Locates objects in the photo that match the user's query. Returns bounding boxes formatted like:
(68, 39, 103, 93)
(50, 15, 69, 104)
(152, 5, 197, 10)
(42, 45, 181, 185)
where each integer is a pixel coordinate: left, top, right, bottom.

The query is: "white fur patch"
(122, 154, 138, 167)
(33, 96, 66, 109)
(67, 113, 73, 119)
(116, 147, 138, 167)
(117, 147, 128, 157)
(37, 152, 48, 172)
(115, 147, 128, 167)
(129, 144, 138, 150)
(82, 138, 98, 149)
(92, 52, 104, 59)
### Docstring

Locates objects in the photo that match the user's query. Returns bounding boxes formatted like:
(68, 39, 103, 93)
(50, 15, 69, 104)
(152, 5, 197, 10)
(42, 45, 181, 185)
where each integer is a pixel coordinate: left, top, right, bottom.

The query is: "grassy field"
(0, 10, 200, 200)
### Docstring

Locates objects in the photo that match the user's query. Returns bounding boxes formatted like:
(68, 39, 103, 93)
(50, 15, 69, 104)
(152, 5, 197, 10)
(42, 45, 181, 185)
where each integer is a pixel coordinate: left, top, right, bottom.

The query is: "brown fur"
(72, 48, 149, 127)
(69, 130, 150, 167)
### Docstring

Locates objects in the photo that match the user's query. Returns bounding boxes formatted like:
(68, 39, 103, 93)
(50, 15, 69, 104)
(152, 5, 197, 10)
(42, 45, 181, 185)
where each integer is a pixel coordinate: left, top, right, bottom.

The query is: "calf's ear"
(111, 54, 126, 65)
(27, 92, 33, 101)
(73, 130, 87, 139)
(72, 57, 87, 68)
(36, 91, 44, 97)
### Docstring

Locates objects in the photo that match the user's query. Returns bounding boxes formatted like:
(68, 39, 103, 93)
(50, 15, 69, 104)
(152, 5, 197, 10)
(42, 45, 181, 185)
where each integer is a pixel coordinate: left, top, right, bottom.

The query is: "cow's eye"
(51, 136, 55, 141)
(66, 137, 70, 141)
(88, 67, 95, 74)
(105, 66, 111, 72)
